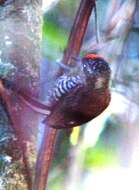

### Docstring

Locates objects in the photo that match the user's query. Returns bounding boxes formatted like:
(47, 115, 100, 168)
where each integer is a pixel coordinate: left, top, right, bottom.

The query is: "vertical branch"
(34, 0, 96, 190)
(33, 127, 57, 190)
(62, 0, 96, 65)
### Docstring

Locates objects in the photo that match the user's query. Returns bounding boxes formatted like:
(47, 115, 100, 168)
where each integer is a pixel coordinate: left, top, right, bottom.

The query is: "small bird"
(19, 53, 111, 129)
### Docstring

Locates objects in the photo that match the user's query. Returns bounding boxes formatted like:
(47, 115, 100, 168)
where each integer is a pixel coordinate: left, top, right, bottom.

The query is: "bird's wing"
(48, 75, 83, 103)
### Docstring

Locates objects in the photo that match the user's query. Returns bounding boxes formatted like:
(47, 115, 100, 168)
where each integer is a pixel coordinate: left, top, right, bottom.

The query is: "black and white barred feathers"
(48, 75, 83, 104)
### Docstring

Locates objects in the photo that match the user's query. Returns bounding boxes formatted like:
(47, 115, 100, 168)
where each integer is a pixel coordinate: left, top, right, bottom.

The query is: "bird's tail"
(19, 92, 51, 115)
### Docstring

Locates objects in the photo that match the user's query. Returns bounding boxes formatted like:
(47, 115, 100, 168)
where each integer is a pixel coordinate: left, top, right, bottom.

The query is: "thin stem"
(94, 1, 100, 44)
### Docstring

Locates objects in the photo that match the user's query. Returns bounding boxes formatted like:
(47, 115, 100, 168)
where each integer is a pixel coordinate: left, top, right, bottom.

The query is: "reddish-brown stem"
(62, 0, 96, 65)
(33, 127, 57, 190)
(34, 0, 96, 190)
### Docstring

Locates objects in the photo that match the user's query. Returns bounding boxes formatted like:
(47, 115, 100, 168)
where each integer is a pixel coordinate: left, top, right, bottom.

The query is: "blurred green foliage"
(42, 0, 80, 60)
(42, 20, 68, 59)
(84, 145, 119, 169)
(43, 20, 67, 48)
(83, 115, 123, 169)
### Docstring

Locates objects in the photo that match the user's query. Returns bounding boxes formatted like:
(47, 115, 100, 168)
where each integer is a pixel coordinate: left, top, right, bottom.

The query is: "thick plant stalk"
(33, 0, 96, 190)
(0, 1, 42, 189)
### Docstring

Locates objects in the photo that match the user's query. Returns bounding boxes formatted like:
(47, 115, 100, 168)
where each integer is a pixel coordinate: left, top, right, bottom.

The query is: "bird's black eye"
(94, 61, 110, 75)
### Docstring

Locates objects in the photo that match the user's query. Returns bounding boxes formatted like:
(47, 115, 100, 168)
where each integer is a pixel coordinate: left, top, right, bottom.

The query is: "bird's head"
(82, 54, 111, 78)
(82, 53, 111, 88)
